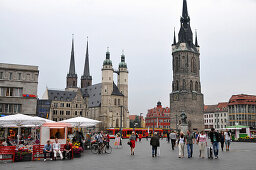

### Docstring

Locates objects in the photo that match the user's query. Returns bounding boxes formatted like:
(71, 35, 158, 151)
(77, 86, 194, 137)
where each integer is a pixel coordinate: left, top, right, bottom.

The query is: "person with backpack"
(197, 130, 207, 158)
(150, 132, 160, 157)
(209, 128, 220, 159)
(178, 132, 185, 158)
(224, 129, 231, 151)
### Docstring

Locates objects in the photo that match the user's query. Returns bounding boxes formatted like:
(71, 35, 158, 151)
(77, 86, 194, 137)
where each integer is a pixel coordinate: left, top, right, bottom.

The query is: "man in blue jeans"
(185, 130, 195, 158)
(209, 128, 220, 159)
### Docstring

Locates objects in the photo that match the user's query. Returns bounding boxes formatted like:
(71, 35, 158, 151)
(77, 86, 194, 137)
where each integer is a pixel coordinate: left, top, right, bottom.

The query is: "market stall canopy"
(60, 116, 101, 127)
(226, 125, 249, 130)
(42, 122, 72, 128)
(0, 113, 53, 127)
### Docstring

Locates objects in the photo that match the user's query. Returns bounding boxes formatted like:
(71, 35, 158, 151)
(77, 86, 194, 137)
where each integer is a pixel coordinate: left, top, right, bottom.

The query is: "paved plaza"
(1, 139, 256, 170)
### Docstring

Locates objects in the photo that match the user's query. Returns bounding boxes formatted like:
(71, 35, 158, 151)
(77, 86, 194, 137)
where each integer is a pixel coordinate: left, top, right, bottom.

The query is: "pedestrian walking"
(129, 131, 136, 155)
(135, 133, 138, 142)
(170, 131, 176, 150)
(167, 132, 170, 143)
(197, 131, 207, 158)
(178, 132, 185, 158)
(145, 132, 149, 141)
(220, 131, 225, 151)
(139, 133, 142, 142)
(185, 130, 195, 158)
(224, 130, 231, 151)
(150, 132, 160, 157)
(209, 128, 220, 159)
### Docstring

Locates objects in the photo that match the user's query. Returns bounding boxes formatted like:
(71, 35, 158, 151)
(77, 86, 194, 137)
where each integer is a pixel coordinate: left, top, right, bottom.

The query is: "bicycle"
(91, 141, 112, 154)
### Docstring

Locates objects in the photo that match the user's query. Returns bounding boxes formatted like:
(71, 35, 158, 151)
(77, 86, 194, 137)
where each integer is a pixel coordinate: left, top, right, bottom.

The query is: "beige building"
(42, 39, 129, 130)
(0, 63, 39, 116)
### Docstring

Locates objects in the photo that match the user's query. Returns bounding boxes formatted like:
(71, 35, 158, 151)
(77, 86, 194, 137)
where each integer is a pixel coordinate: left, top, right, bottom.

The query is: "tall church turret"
(81, 38, 92, 88)
(118, 50, 129, 128)
(170, 0, 204, 131)
(101, 48, 114, 128)
(66, 35, 78, 91)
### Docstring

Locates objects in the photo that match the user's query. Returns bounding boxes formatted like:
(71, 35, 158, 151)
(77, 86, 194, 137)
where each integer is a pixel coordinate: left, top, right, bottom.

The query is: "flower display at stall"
(73, 142, 83, 156)
(15, 147, 32, 162)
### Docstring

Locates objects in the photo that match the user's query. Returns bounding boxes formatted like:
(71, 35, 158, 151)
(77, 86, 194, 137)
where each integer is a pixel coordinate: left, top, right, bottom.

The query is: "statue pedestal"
(179, 124, 188, 134)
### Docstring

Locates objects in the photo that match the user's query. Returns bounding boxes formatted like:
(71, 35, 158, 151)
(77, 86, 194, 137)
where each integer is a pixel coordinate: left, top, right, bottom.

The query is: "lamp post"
(140, 113, 143, 128)
(119, 105, 123, 145)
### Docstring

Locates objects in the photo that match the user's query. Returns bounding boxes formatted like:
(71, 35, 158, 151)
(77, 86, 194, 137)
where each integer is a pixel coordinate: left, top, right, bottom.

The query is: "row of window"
(53, 110, 83, 116)
(145, 119, 171, 123)
(174, 56, 197, 73)
(230, 121, 256, 127)
(0, 103, 22, 113)
(146, 126, 170, 129)
(229, 105, 256, 113)
(0, 87, 23, 97)
(173, 80, 200, 92)
(0, 71, 36, 81)
(229, 114, 256, 121)
(53, 103, 82, 108)
(204, 119, 227, 124)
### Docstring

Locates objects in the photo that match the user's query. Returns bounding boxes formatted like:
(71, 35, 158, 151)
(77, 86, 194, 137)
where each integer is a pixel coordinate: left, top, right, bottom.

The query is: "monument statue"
(180, 111, 187, 124)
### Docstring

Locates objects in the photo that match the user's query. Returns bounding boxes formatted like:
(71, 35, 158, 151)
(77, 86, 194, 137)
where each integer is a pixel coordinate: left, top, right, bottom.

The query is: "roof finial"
(173, 27, 177, 45)
(195, 29, 199, 47)
(122, 49, 125, 55)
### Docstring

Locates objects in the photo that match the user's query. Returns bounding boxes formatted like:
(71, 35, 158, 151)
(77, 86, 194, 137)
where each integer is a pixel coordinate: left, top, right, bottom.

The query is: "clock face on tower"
(173, 94, 179, 101)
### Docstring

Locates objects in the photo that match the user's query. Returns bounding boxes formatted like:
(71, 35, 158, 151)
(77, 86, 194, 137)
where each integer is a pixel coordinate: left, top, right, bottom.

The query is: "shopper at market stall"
(53, 138, 63, 160)
(43, 140, 53, 161)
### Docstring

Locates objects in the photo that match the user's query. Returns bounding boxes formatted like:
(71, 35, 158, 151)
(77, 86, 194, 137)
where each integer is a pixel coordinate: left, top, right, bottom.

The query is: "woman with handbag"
(129, 131, 136, 155)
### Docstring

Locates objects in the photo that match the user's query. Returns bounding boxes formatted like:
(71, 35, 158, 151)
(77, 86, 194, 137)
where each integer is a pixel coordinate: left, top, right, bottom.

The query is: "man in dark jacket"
(150, 132, 160, 157)
(209, 128, 220, 159)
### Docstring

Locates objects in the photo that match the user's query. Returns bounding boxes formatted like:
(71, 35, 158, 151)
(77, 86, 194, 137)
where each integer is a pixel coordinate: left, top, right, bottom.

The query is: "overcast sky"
(1, 0, 256, 117)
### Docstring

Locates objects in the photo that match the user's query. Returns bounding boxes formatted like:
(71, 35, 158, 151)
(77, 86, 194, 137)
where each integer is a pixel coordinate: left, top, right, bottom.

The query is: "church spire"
(83, 37, 90, 77)
(68, 34, 76, 76)
(81, 36, 92, 88)
(178, 0, 193, 45)
(195, 30, 199, 47)
(66, 34, 77, 89)
(173, 28, 177, 45)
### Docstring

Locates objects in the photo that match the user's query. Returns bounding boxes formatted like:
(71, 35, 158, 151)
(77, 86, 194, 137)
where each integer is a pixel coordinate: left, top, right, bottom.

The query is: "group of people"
(43, 138, 72, 161)
(128, 128, 232, 159)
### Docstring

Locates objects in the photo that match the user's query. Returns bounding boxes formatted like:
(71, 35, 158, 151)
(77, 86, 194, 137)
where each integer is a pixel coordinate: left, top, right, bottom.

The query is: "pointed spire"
(195, 30, 199, 47)
(121, 49, 125, 62)
(173, 28, 176, 45)
(83, 36, 90, 77)
(68, 34, 76, 75)
(182, 0, 188, 18)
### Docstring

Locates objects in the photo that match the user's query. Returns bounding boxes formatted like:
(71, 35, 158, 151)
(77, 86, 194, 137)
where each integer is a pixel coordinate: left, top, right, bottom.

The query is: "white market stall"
(60, 116, 101, 128)
(40, 122, 72, 145)
(226, 125, 250, 140)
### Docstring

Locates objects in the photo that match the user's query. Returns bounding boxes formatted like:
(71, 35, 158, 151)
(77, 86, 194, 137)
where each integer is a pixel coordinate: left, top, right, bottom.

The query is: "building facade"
(204, 102, 228, 131)
(0, 63, 39, 116)
(42, 38, 129, 129)
(228, 94, 256, 128)
(170, 0, 204, 131)
(129, 115, 145, 128)
(145, 102, 171, 129)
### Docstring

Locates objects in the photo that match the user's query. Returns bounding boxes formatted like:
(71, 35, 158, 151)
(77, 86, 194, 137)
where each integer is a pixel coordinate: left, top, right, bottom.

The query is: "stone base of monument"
(179, 124, 188, 134)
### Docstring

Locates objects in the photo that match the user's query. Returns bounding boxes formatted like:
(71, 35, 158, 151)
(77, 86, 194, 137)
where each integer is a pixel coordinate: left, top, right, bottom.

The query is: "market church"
(42, 38, 129, 130)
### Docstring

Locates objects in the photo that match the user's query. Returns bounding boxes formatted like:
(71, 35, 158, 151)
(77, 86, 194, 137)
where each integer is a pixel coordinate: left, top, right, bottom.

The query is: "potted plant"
(73, 142, 84, 158)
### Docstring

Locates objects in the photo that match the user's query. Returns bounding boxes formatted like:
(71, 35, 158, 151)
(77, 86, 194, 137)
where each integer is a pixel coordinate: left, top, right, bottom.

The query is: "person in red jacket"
(139, 133, 142, 142)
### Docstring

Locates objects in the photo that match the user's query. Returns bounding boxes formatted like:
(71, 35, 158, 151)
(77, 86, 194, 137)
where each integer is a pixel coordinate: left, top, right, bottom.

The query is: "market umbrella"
(0, 114, 53, 144)
(60, 116, 100, 128)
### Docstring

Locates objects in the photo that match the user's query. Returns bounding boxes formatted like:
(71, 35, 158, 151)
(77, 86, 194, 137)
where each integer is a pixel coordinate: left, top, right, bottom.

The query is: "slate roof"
(87, 83, 102, 108)
(112, 83, 124, 96)
(48, 90, 76, 101)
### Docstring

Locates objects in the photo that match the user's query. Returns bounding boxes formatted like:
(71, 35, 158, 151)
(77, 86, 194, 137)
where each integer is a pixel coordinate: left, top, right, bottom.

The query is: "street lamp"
(140, 113, 143, 128)
(119, 105, 123, 145)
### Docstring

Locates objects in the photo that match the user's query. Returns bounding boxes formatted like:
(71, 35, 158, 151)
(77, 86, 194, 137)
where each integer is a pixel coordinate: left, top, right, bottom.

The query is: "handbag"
(127, 141, 131, 146)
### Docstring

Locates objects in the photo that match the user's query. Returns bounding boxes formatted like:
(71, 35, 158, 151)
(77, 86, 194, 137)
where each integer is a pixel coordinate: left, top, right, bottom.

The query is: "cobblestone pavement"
(1, 139, 256, 170)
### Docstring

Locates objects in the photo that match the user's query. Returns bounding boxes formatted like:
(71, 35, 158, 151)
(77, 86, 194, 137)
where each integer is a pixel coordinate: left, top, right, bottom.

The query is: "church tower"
(170, 0, 204, 131)
(101, 48, 114, 128)
(81, 38, 92, 88)
(66, 35, 78, 91)
(118, 51, 129, 128)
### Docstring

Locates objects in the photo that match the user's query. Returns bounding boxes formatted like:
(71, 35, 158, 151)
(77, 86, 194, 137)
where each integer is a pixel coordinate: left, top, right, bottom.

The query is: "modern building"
(42, 38, 129, 129)
(36, 99, 51, 118)
(145, 102, 171, 129)
(129, 115, 145, 128)
(204, 102, 228, 131)
(170, 0, 204, 131)
(228, 94, 256, 128)
(0, 63, 39, 116)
